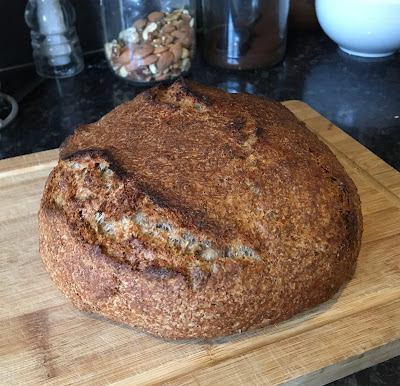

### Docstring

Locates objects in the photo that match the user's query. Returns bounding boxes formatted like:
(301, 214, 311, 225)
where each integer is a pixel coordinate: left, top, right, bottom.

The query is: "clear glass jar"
(100, 0, 196, 83)
(25, 0, 84, 78)
(202, 0, 290, 70)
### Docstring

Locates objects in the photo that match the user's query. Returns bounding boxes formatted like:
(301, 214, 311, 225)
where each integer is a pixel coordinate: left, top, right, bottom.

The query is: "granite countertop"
(0, 29, 399, 384)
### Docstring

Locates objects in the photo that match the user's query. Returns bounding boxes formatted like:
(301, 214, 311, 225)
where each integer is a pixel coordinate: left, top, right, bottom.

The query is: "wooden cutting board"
(1, 101, 399, 386)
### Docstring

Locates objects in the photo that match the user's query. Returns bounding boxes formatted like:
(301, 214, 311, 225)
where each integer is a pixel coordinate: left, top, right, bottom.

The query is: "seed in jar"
(141, 67, 151, 75)
(181, 14, 191, 22)
(148, 11, 164, 22)
(161, 34, 174, 46)
(181, 47, 189, 59)
(154, 46, 169, 54)
(132, 43, 154, 59)
(119, 65, 129, 78)
(169, 43, 182, 63)
(133, 18, 147, 30)
(164, 14, 173, 23)
(181, 58, 191, 71)
(142, 22, 157, 41)
(177, 20, 191, 32)
(172, 60, 182, 69)
(161, 24, 176, 34)
(120, 45, 130, 53)
(172, 7, 184, 17)
(119, 27, 139, 44)
(140, 54, 158, 66)
(156, 51, 174, 72)
(135, 67, 152, 81)
(110, 44, 120, 68)
(153, 37, 162, 46)
(171, 30, 191, 48)
(125, 60, 140, 72)
(128, 72, 140, 81)
(171, 30, 184, 39)
(118, 50, 132, 65)
(151, 30, 160, 39)
(164, 9, 182, 23)
(170, 68, 182, 76)
(148, 63, 158, 74)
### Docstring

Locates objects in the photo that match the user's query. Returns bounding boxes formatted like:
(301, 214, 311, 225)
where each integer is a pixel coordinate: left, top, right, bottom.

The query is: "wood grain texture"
(1, 101, 399, 385)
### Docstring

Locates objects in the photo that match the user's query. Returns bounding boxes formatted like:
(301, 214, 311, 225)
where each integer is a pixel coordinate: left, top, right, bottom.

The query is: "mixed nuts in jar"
(104, 6, 195, 83)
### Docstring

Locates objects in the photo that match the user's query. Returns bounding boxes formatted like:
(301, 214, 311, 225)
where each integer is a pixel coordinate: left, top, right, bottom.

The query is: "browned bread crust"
(38, 79, 363, 339)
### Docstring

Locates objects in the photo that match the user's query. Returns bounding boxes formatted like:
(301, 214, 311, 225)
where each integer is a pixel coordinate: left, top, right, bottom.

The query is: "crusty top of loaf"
(52, 79, 361, 278)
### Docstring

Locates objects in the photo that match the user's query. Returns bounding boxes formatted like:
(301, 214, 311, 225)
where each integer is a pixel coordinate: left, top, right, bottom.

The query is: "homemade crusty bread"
(39, 79, 363, 339)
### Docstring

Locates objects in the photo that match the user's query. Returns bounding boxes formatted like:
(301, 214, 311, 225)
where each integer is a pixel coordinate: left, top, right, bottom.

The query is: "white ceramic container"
(316, 0, 400, 57)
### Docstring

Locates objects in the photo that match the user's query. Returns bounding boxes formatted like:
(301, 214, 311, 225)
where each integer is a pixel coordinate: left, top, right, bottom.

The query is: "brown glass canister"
(202, 0, 290, 70)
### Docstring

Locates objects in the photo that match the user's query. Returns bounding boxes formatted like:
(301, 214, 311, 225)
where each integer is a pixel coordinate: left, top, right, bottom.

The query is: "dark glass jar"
(202, 0, 290, 70)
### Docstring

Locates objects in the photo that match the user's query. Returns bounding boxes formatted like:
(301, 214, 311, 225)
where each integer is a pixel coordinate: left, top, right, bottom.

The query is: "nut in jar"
(104, 7, 195, 83)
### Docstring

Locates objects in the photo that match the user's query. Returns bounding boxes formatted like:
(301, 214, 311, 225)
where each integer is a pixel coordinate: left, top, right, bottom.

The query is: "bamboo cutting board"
(1, 101, 399, 386)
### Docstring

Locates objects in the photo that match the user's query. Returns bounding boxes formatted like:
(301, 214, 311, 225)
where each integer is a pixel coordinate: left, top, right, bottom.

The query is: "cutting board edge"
(0, 149, 58, 179)
(283, 339, 400, 386)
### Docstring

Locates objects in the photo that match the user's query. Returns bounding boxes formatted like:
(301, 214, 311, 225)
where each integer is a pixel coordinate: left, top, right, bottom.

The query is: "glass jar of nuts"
(100, 0, 196, 83)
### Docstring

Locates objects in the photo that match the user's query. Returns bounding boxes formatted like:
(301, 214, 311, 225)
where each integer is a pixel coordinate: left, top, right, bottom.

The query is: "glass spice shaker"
(201, 0, 290, 70)
(25, 0, 84, 78)
(100, 0, 196, 83)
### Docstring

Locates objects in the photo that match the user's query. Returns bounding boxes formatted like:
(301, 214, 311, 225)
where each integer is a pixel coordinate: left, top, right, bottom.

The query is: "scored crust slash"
(38, 79, 363, 339)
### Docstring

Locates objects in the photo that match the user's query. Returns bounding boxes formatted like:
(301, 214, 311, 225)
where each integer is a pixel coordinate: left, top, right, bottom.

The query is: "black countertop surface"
(0, 29, 399, 384)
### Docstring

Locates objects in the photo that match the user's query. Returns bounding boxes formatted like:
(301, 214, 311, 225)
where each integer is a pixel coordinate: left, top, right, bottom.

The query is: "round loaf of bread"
(39, 79, 363, 339)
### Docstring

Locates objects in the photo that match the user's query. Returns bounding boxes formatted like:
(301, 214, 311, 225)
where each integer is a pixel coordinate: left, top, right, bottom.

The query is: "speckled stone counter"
(0, 29, 399, 384)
